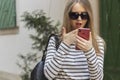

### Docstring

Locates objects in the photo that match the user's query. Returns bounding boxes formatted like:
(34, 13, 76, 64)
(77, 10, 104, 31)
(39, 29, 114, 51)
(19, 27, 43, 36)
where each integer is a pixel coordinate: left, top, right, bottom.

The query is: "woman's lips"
(76, 23, 82, 27)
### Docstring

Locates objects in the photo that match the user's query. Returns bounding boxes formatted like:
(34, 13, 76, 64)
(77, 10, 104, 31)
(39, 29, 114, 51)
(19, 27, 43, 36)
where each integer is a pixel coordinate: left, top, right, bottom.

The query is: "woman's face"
(69, 3, 88, 30)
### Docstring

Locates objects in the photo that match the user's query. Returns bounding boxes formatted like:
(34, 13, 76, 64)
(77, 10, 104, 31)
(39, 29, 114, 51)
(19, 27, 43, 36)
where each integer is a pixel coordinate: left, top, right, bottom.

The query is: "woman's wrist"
(62, 39, 71, 46)
(84, 47, 93, 53)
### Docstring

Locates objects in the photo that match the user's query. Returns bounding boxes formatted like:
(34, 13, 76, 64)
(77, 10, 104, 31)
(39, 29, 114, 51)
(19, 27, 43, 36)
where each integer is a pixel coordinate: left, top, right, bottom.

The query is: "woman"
(44, 0, 105, 80)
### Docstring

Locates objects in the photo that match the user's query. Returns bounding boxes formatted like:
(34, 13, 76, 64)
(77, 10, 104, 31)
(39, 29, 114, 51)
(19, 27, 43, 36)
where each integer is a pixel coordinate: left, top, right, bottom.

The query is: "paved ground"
(0, 71, 21, 80)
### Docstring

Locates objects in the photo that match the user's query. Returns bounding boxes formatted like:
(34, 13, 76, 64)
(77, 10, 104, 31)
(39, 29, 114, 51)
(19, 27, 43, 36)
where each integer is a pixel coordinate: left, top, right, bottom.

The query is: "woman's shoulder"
(96, 35, 105, 42)
(96, 35, 106, 47)
(49, 34, 61, 45)
(49, 34, 58, 39)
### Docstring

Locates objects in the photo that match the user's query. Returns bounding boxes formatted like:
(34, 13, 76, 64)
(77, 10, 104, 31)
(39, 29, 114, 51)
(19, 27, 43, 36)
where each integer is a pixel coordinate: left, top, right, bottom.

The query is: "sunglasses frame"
(69, 12, 89, 20)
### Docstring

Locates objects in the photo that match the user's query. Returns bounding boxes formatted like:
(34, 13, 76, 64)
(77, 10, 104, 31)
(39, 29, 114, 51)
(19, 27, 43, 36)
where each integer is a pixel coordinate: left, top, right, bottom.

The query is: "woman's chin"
(73, 25, 83, 29)
(75, 26, 82, 29)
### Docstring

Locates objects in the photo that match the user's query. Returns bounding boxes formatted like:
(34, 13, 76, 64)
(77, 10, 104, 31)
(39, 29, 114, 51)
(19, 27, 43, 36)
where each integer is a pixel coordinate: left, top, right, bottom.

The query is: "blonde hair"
(62, 0, 100, 53)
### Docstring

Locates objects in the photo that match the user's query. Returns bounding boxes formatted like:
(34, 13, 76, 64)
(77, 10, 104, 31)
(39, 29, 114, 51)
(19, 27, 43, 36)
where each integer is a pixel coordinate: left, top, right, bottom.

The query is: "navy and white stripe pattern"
(44, 36, 104, 80)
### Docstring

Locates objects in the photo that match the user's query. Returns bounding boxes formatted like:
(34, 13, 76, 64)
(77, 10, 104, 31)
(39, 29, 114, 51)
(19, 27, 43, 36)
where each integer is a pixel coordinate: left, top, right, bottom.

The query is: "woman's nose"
(77, 16, 82, 20)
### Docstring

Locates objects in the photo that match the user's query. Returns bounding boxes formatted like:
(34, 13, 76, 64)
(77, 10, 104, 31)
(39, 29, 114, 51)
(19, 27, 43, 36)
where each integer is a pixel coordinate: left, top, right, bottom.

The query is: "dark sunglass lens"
(81, 12, 89, 20)
(69, 12, 79, 20)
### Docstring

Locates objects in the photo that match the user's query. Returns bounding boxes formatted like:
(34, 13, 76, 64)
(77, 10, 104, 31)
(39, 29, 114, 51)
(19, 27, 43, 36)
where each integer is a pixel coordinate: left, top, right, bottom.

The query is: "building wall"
(0, 0, 99, 75)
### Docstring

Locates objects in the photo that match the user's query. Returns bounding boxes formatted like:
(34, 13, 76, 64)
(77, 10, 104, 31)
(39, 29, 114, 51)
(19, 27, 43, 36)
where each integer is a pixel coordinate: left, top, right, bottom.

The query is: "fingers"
(76, 35, 86, 43)
(76, 37, 86, 50)
(76, 36, 86, 46)
(76, 32, 93, 51)
(62, 27, 78, 36)
(69, 28, 78, 35)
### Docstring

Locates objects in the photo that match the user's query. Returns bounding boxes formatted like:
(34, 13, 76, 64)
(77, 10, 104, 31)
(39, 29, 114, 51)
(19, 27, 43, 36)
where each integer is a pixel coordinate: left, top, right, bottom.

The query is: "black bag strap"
(30, 34, 60, 80)
(42, 34, 60, 61)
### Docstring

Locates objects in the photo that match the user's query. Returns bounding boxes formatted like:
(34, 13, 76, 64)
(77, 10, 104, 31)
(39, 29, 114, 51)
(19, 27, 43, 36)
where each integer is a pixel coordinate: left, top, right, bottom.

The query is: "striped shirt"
(44, 36, 104, 80)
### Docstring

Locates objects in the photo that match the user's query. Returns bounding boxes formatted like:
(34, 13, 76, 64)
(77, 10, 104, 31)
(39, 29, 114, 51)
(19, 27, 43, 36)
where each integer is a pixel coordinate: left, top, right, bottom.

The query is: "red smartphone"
(76, 28, 90, 50)
(78, 28, 90, 40)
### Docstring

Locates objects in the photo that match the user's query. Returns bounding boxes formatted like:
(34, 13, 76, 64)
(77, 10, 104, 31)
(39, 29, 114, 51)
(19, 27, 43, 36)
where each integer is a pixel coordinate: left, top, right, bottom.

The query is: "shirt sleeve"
(84, 37, 105, 80)
(44, 36, 69, 80)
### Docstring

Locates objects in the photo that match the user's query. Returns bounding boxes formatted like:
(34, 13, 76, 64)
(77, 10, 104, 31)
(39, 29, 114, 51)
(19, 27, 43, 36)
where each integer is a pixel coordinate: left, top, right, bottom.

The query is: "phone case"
(76, 28, 90, 50)
(78, 28, 90, 40)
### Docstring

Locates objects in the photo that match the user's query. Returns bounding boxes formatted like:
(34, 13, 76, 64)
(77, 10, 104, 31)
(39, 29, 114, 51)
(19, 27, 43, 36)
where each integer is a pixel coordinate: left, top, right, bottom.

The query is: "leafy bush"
(17, 10, 60, 80)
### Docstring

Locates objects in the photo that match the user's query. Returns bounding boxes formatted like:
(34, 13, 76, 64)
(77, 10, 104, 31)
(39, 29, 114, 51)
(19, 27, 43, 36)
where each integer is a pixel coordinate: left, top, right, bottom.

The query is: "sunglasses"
(69, 12, 89, 20)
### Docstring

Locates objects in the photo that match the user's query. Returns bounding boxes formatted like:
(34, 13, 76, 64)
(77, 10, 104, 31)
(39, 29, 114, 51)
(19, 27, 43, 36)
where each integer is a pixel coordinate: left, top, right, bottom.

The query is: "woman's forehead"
(71, 3, 86, 12)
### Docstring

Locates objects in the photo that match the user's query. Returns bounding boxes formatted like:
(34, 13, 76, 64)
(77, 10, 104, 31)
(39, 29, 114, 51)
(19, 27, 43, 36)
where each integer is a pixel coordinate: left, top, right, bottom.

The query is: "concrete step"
(0, 71, 21, 80)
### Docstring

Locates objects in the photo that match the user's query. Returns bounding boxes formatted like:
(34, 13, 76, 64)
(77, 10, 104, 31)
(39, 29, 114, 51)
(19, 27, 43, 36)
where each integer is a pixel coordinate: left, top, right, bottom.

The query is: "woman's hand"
(62, 27, 77, 46)
(76, 32, 93, 52)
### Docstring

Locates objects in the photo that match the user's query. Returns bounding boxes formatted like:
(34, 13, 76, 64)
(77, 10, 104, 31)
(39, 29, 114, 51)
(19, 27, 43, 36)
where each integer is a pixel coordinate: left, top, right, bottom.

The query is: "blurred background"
(0, 0, 119, 80)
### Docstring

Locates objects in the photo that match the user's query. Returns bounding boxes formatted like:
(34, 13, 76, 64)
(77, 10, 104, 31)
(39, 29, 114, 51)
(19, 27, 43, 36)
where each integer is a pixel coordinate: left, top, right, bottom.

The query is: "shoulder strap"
(42, 34, 60, 61)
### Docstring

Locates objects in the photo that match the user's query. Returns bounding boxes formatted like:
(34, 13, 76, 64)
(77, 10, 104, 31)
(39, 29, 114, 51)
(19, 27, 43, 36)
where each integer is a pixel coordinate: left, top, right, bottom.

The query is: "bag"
(30, 59, 47, 80)
(30, 34, 60, 80)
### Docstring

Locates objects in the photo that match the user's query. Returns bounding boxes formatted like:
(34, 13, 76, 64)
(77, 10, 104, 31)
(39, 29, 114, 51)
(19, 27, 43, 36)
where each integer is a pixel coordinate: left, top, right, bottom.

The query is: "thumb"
(62, 27, 66, 36)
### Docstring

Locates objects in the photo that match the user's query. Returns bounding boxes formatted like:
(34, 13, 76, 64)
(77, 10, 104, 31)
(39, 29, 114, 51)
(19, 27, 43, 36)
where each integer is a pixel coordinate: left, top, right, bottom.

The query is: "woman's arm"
(84, 37, 105, 80)
(44, 36, 69, 80)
